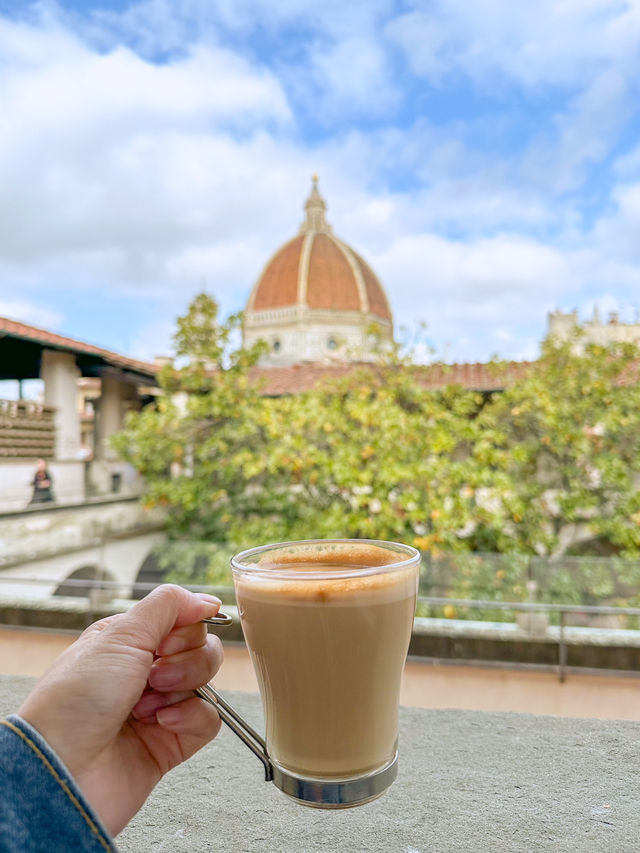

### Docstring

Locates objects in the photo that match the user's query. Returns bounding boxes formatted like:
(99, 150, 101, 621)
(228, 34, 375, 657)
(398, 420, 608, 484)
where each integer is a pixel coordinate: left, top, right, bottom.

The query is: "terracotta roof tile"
(249, 230, 392, 323)
(307, 233, 360, 311)
(252, 236, 304, 310)
(0, 316, 158, 380)
(352, 250, 392, 321)
(250, 361, 533, 395)
(0, 315, 535, 395)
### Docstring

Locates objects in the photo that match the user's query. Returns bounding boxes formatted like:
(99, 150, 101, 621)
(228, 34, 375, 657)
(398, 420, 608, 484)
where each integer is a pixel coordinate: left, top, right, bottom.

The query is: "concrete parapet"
(0, 496, 165, 566)
(1, 675, 637, 852)
(409, 616, 640, 671)
(2, 597, 640, 672)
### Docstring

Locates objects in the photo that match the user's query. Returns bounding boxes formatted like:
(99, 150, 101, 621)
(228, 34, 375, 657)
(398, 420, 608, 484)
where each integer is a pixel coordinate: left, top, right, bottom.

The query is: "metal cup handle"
(202, 614, 234, 627)
(198, 613, 273, 782)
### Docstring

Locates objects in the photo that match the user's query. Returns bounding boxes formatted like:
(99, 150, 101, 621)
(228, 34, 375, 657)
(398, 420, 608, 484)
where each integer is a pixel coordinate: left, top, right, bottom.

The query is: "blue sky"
(2, 0, 640, 364)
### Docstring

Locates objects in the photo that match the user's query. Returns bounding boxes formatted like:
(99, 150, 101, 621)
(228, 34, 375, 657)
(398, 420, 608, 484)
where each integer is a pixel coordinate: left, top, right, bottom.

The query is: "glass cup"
(198, 538, 420, 808)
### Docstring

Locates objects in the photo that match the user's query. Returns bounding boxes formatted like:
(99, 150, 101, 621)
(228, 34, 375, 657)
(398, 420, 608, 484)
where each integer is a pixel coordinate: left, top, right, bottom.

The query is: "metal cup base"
(270, 753, 398, 809)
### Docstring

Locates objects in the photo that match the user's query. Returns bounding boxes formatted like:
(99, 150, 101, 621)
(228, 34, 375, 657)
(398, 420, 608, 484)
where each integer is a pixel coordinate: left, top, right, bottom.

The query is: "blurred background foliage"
(114, 294, 640, 621)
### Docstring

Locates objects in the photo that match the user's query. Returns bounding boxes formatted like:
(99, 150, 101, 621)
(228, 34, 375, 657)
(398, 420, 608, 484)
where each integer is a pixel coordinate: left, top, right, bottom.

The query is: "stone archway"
(131, 549, 168, 599)
(53, 564, 116, 599)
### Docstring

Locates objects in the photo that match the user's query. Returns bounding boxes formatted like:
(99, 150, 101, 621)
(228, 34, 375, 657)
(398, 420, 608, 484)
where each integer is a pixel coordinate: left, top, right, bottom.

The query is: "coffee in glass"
(199, 539, 420, 808)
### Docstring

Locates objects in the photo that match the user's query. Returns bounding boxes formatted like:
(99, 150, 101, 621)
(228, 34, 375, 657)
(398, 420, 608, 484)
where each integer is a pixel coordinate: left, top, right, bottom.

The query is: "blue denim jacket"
(0, 714, 117, 852)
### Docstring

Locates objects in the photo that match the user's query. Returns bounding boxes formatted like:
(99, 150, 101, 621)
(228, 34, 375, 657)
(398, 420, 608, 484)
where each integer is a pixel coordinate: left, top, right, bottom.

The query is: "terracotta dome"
(244, 178, 393, 366)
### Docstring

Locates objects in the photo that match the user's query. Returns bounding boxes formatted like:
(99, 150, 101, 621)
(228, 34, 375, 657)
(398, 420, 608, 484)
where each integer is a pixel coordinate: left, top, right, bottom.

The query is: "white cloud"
(387, 0, 640, 89)
(385, 3, 640, 199)
(521, 69, 631, 193)
(88, 0, 394, 48)
(126, 314, 177, 361)
(368, 232, 592, 362)
(0, 298, 63, 330)
(592, 181, 640, 264)
(0, 1, 640, 368)
(0, 24, 290, 135)
(307, 35, 398, 117)
(0, 11, 294, 282)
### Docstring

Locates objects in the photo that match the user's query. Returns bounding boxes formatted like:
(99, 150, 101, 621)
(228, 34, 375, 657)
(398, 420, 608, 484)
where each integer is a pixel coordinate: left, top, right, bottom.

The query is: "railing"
(0, 399, 55, 458)
(2, 575, 640, 682)
(418, 596, 640, 682)
(419, 550, 640, 616)
(0, 479, 144, 515)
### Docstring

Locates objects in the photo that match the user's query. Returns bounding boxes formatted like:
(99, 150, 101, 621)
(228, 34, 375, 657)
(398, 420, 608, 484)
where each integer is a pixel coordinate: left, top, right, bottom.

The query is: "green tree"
(230, 361, 489, 550)
(113, 293, 269, 543)
(475, 336, 640, 557)
(116, 297, 640, 595)
(113, 296, 495, 582)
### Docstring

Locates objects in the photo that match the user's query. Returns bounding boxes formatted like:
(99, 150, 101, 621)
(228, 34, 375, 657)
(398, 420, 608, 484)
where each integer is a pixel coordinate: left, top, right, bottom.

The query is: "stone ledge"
(3, 597, 640, 670)
(0, 493, 143, 520)
(1, 675, 637, 853)
(0, 498, 165, 566)
(409, 616, 640, 670)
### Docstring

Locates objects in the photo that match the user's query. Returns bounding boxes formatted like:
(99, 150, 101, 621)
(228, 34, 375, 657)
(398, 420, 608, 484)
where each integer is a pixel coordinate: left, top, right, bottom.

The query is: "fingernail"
(149, 664, 183, 689)
(197, 593, 222, 605)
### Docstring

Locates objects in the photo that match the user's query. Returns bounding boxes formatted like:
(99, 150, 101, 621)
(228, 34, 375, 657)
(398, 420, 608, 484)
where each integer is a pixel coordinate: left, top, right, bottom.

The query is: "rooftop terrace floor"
(2, 675, 638, 852)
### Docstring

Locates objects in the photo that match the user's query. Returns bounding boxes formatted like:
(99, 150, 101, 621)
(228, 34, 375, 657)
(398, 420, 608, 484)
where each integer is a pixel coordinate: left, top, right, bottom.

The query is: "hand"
(18, 584, 224, 836)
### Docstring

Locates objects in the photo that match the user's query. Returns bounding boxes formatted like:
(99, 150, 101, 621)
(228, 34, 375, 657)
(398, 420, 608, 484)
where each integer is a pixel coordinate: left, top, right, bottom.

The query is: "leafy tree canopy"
(113, 297, 640, 588)
(475, 336, 640, 557)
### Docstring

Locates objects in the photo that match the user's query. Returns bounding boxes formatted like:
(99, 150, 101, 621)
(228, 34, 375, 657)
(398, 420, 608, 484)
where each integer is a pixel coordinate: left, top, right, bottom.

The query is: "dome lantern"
(300, 174, 331, 235)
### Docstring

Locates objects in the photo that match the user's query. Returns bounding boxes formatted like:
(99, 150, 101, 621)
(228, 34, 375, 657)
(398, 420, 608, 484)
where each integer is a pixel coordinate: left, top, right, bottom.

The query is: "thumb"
(112, 584, 221, 653)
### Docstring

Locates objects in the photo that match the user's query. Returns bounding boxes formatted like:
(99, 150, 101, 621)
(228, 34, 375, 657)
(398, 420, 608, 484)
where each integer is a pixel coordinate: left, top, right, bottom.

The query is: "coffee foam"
(235, 562, 418, 605)
(254, 542, 402, 570)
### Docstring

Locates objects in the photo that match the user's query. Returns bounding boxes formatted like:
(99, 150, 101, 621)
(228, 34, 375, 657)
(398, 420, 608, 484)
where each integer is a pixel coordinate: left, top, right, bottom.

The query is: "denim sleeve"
(0, 714, 117, 852)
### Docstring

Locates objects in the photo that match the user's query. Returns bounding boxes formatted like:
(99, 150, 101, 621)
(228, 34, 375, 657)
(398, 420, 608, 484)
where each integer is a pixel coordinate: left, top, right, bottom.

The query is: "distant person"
(30, 458, 55, 504)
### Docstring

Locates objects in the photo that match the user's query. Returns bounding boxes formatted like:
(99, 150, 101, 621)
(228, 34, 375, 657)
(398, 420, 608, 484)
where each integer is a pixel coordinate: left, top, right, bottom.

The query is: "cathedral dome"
(244, 178, 393, 366)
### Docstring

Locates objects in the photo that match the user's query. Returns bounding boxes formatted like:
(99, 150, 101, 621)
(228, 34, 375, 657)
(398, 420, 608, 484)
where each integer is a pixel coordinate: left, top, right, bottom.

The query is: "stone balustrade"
(0, 399, 55, 458)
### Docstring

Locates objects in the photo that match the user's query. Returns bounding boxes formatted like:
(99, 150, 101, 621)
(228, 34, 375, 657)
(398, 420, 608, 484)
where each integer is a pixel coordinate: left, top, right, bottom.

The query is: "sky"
(2, 0, 640, 365)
